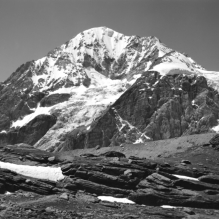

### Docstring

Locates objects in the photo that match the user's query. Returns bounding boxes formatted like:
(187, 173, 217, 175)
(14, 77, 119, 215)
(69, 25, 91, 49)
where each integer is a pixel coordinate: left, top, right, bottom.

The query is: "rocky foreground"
(0, 134, 218, 218)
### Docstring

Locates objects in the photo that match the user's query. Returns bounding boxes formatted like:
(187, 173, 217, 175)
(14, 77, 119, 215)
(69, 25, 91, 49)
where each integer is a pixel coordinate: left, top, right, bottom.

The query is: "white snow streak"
(0, 161, 64, 182)
(98, 196, 135, 204)
(173, 174, 199, 181)
(11, 104, 53, 128)
(160, 205, 177, 209)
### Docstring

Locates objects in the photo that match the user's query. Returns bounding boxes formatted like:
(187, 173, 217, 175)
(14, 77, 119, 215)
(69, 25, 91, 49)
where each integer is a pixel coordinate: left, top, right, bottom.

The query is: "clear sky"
(0, 0, 219, 81)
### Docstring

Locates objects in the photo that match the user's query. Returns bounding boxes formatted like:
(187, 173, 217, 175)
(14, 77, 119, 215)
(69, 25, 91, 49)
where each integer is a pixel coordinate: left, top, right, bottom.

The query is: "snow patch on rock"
(161, 205, 177, 209)
(98, 196, 135, 204)
(11, 104, 53, 128)
(173, 174, 199, 181)
(0, 161, 64, 182)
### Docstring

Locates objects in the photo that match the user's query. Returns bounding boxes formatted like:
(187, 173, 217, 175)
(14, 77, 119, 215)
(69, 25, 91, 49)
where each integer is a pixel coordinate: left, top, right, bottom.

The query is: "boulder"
(59, 192, 69, 200)
(209, 134, 219, 145)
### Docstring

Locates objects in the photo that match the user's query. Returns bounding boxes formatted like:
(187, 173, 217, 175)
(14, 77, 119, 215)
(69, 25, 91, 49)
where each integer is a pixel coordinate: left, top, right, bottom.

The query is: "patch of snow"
(197, 69, 219, 91)
(212, 120, 219, 132)
(173, 174, 199, 181)
(161, 205, 177, 209)
(11, 104, 53, 128)
(86, 126, 91, 131)
(0, 161, 64, 182)
(127, 73, 142, 85)
(98, 196, 135, 204)
(134, 138, 144, 144)
(35, 57, 46, 67)
(85, 67, 121, 87)
(5, 191, 12, 195)
(48, 87, 74, 95)
(0, 130, 6, 134)
(191, 100, 199, 108)
(150, 62, 193, 76)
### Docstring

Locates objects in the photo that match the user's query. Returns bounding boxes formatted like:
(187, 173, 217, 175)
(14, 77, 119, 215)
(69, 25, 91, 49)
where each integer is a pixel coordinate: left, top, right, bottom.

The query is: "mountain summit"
(0, 27, 219, 151)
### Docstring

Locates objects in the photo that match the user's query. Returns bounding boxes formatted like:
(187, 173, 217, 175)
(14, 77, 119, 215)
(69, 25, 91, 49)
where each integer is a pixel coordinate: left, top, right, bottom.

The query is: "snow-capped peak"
(2, 27, 219, 152)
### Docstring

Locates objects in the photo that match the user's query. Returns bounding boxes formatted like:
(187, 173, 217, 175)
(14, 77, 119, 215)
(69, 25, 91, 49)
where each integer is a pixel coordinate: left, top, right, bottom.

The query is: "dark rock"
(182, 207, 195, 215)
(199, 174, 219, 184)
(64, 183, 77, 191)
(75, 170, 88, 179)
(88, 171, 135, 189)
(75, 178, 130, 196)
(0, 183, 6, 194)
(95, 145, 100, 150)
(80, 153, 97, 158)
(209, 134, 219, 145)
(99, 151, 126, 158)
(100, 202, 120, 208)
(181, 160, 191, 164)
(62, 168, 77, 176)
(40, 93, 71, 107)
(129, 188, 219, 209)
(129, 159, 157, 169)
(174, 179, 219, 191)
(205, 190, 218, 195)
(0, 114, 57, 146)
(0, 204, 7, 211)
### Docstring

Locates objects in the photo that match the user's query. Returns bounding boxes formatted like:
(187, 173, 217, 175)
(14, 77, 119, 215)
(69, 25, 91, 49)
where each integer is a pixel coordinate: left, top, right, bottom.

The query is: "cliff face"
(0, 27, 219, 151)
(55, 71, 219, 152)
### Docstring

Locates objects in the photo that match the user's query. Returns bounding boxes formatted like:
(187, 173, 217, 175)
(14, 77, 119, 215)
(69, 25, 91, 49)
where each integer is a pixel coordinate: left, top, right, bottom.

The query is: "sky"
(0, 0, 219, 81)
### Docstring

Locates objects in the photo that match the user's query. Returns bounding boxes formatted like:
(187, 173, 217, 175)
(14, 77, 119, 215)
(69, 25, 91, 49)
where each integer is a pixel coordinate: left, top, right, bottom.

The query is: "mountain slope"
(0, 27, 219, 151)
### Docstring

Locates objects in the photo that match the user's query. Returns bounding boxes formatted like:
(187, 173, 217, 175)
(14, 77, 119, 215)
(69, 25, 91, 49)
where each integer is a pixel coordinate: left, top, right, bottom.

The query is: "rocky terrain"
(1, 27, 219, 218)
(0, 134, 218, 218)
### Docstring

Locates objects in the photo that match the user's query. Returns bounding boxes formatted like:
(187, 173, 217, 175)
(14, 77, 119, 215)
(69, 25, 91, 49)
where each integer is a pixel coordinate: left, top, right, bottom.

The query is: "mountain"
(0, 26, 219, 152)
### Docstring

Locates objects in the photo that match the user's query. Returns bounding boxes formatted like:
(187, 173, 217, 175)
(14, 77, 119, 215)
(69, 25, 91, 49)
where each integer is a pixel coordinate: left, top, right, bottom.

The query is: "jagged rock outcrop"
(57, 154, 219, 209)
(0, 168, 56, 195)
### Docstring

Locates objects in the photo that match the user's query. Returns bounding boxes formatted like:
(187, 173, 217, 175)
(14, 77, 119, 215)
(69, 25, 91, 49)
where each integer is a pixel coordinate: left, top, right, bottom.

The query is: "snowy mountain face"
(0, 27, 219, 151)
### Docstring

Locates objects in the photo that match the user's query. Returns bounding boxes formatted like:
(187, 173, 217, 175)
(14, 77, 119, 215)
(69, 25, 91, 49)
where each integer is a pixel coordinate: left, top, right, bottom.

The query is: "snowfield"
(0, 161, 65, 182)
(98, 196, 135, 204)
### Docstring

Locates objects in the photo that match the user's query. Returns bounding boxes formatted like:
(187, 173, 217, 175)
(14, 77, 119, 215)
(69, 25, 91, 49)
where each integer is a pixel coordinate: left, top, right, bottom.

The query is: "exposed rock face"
(0, 114, 57, 146)
(0, 168, 56, 195)
(40, 93, 71, 107)
(0, 61, 35, 131)
(57, 71, 219, 151)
